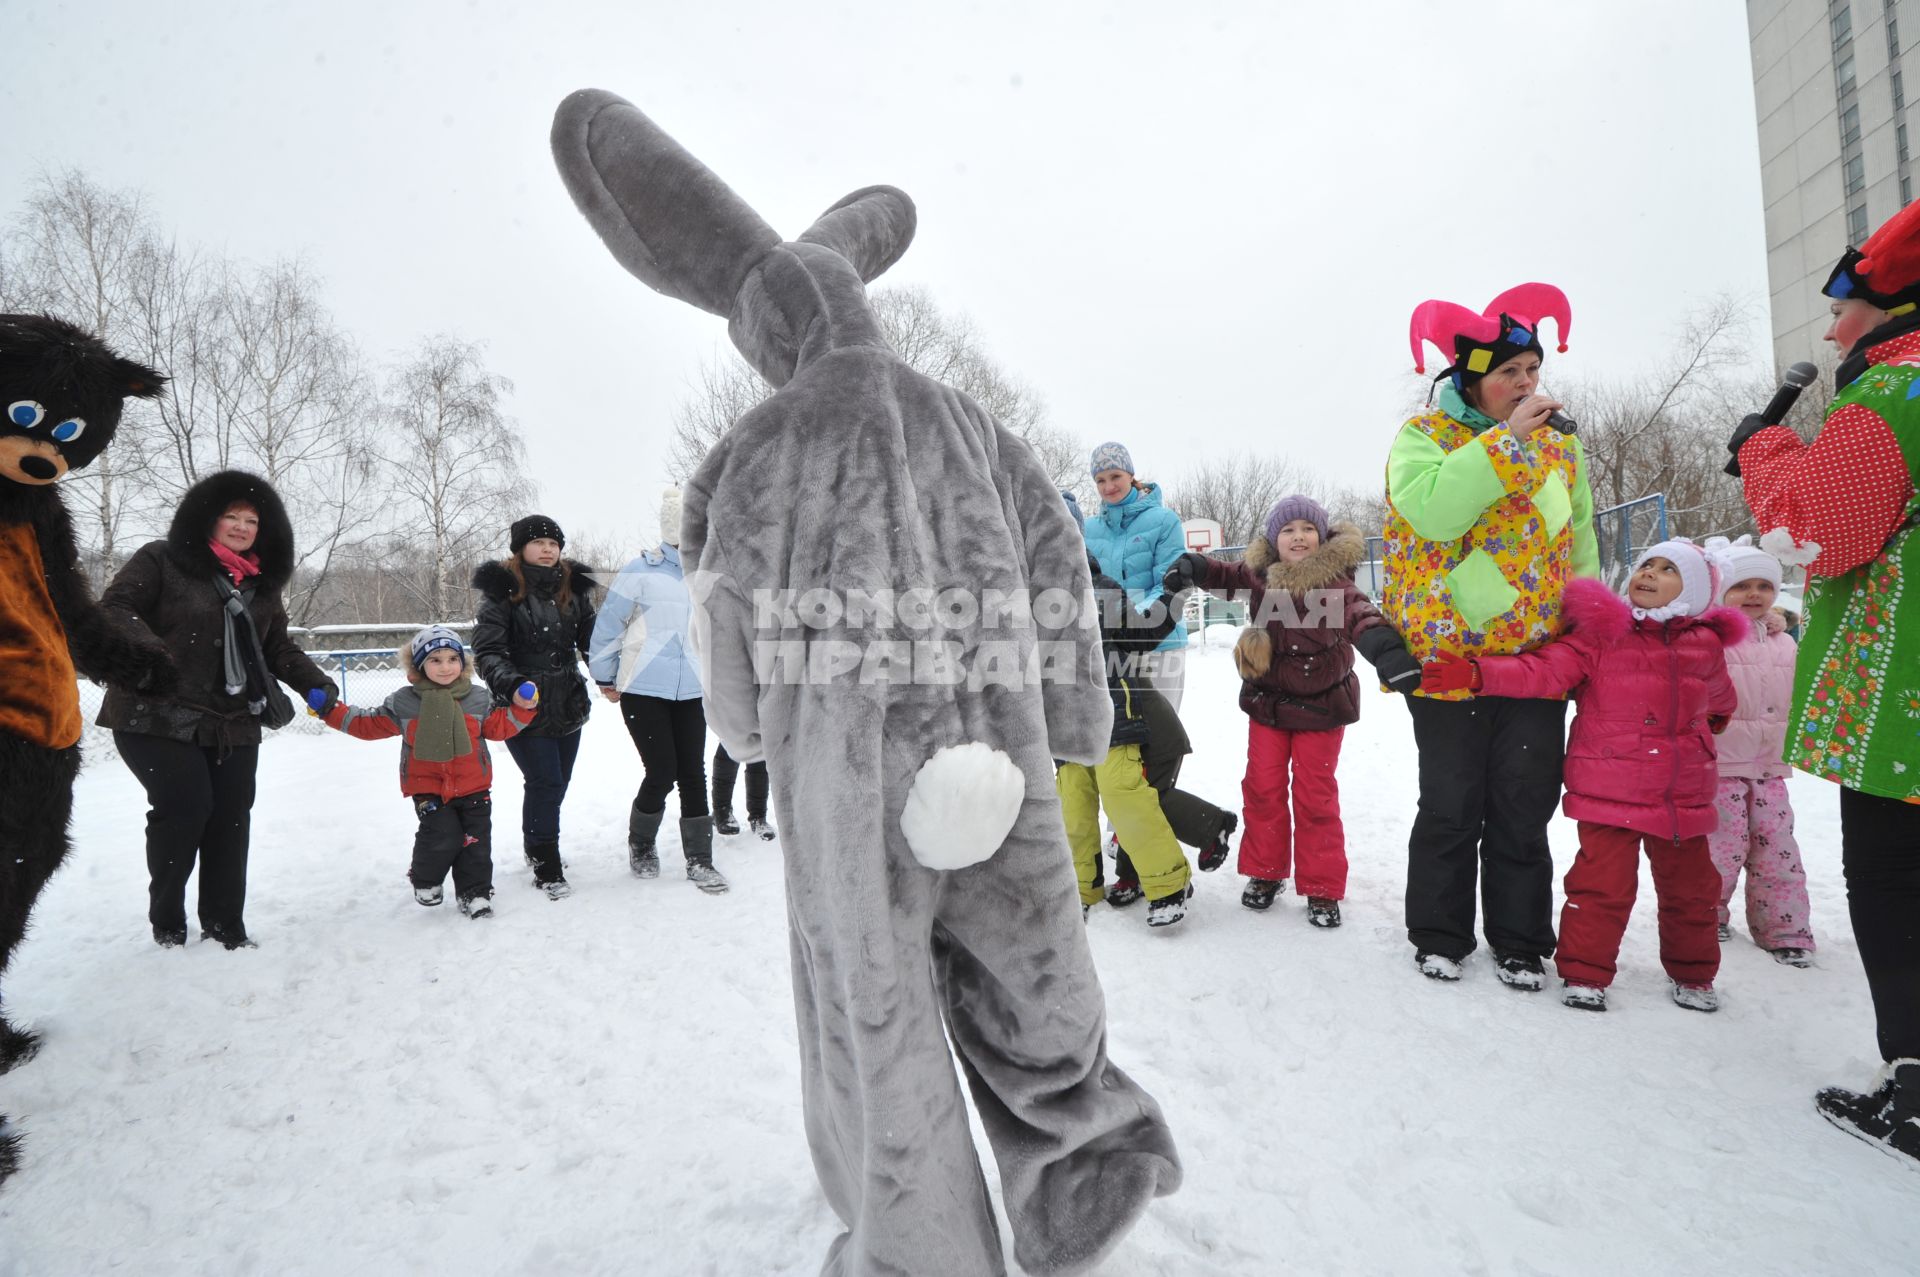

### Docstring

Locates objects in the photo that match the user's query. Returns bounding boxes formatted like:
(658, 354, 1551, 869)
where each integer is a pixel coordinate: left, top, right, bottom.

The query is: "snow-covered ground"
(3, 645, 1917, 1275)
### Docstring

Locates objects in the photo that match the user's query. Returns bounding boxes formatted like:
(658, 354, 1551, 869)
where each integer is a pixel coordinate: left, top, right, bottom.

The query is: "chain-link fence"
(1589, 493, 1669, 588)
(77, 623, 477, 759)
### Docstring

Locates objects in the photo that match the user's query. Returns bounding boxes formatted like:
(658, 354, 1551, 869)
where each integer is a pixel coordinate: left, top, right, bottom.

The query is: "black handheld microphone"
(1546, 409, 1577, 434)
(1763, 361, 1821, 423)
(1725, 361, 1820, 476)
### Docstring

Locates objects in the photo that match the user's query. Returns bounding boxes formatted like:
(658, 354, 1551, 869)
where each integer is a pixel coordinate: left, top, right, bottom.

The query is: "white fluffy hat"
(1630, 537, 1722, 620)
(1703, 534, 1782, 591)
(659, 487, 683, 547)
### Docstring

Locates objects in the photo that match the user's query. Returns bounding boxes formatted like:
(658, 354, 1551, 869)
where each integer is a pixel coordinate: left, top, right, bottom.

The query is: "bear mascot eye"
(50, 418, 86, 442)
(7, 400, 46, 428)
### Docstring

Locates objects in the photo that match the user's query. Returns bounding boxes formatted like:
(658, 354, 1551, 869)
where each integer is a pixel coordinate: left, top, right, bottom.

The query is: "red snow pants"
(1238, 720, 1346, 898)
(1556, 822, 1722, 989)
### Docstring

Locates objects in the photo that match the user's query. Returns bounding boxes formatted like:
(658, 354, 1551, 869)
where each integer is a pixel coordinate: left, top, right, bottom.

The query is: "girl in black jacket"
(470, 515, 597, 898)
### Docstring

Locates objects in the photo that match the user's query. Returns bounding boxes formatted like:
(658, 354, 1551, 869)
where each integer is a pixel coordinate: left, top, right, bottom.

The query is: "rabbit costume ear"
(799, 186, 917, 284)
(551, 88, 781, 317)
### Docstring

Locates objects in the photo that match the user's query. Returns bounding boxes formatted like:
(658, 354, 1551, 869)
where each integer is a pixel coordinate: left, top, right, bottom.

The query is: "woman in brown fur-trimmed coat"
(98, 470, 336, 951)
(1165, 496, 1419, 926)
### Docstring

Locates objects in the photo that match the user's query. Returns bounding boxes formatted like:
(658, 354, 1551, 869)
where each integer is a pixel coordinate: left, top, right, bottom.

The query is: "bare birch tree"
(380, 337, 535, 618)
(1169, 451, 1334, 546)
(2, 170, 163, 564)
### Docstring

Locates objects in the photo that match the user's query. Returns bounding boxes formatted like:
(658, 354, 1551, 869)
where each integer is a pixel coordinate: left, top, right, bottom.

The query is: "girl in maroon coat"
(1422, 539, 1744, 1012)
(1167, 496, 1420, 926)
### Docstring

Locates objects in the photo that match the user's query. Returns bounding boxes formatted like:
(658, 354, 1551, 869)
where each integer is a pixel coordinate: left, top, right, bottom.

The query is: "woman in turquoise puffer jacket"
(1081, 441, 1190, 708)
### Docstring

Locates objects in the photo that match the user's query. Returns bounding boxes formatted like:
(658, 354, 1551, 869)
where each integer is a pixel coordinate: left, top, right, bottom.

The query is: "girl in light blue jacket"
(589, 488, 729, 893)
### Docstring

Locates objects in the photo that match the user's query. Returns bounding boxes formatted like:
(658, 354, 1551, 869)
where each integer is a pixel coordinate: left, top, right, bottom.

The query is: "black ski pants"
(115, 732, 259, 934)
(712, 743, 768, 820)
(1110, 686, 1228, 885)
(619, 694, 708, 817)
(1403, 695, 1565, 961)
(1841, 786, 1920, 1061)
(411, 792, 495, 902)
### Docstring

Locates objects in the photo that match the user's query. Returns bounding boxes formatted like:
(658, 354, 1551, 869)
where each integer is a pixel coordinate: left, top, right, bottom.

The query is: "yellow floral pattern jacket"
(1381, 384, 1600, 698)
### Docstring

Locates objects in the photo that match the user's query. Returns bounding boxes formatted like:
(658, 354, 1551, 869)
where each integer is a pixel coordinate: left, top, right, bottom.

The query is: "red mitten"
(1420, 651, 1481, 694)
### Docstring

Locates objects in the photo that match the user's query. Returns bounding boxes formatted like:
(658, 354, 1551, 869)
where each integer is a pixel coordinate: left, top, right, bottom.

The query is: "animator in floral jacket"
(1386, 283, 1598, 989)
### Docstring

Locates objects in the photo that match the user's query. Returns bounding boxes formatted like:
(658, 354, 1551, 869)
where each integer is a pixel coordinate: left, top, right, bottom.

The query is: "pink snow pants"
(1707, 776, 1814, 951)
(1238, 720, 1346, 898)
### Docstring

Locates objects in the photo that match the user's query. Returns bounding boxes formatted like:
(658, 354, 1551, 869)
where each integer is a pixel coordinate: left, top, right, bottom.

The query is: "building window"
(1851, 202, 1871, 242)
(1897, 71, 1908, 109)
(1838, 49, 1858, 93)
(1904, 174, 1914, 203)
(1846, 103, 1865, 145)
(1902, 120, 1911, 160)
(1846, 152, 1868, 195)
(1833, 3, 1854, 49)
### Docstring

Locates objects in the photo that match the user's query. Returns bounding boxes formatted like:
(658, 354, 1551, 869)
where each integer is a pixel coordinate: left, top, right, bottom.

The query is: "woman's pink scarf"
(208, 539, 262, 585)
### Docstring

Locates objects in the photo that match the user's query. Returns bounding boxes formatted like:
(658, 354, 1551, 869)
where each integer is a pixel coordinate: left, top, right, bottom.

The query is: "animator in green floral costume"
(1385, 283, 1597, 990)
(1732, 198, 1920, 1167)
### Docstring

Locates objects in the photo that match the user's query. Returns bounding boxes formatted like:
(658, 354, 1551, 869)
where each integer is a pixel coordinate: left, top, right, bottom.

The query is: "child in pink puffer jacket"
(1421, 539, 1744, 1013)
(1703, 536, 1815, 967)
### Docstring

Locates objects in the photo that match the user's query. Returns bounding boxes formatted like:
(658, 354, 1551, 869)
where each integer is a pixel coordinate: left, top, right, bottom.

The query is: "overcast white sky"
(3, 1, 1771, 548)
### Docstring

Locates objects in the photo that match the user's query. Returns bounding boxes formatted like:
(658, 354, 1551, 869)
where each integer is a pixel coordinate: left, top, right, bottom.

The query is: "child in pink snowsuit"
(1703, 535, 1815, 967)
(1421, 539, 1745, 1013)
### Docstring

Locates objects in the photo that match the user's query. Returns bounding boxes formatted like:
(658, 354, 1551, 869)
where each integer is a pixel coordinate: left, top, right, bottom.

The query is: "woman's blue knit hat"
(1089, 441, 1134, 478)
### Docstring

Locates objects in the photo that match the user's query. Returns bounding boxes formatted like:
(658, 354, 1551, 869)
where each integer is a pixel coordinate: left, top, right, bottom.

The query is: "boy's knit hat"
(1264, 494, 1331, 546)
(659, 486, 684, 546)
(1703, 534, 1782, 591)
(1089, 441, 1134, 478)
(1630, 538, 1722, 621)
(510, 514, 565, 554)
(410, 624, 465, 668)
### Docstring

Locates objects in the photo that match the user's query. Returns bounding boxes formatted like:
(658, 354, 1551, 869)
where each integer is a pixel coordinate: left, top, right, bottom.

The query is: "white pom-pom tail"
(900, 743, 1027, 871)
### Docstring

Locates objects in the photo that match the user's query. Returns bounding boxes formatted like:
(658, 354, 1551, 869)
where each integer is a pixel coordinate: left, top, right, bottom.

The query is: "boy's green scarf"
(414, 674, 475, 762)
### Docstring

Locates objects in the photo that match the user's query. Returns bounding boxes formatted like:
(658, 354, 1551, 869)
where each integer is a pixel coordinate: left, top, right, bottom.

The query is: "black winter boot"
(1198, 812, 1237, 872)
(1817, 1060, 1920, 1165)
(713, 806, 741, 837)
(1241, 878, 1282, 911)
(527, 839, 571, 898)
(628, 805, 664, 878)
(681, 815, 729, 894)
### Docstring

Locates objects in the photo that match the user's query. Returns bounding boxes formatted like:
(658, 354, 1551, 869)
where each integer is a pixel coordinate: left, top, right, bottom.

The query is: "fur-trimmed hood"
(471, 557, 599, 601)
(1241, 521, 1368, 593)
(1557, 575, 1748, 648)
(165, 469, 297, 590)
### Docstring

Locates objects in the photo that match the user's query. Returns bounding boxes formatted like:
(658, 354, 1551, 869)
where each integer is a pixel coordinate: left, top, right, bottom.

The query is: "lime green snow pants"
(1058, 744, 1192, 905)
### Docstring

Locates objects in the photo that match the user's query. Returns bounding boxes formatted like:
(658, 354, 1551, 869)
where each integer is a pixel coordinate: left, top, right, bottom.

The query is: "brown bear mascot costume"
(0, 314, 174, 1184)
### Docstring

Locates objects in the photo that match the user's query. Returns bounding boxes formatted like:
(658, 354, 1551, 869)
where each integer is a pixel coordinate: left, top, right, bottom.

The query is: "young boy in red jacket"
(1422, 540, 1744, 1012)
(314, 625, 537, 917)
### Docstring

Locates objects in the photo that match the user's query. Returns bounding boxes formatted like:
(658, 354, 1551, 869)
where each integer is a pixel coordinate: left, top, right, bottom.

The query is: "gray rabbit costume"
(552, 91, 1179, 1275)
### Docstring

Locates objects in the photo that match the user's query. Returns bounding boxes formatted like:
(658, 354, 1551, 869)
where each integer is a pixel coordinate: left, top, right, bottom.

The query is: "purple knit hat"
(1264, 494, 1331, 546)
